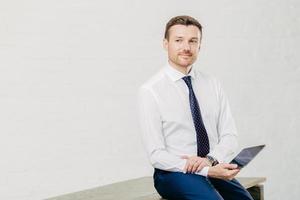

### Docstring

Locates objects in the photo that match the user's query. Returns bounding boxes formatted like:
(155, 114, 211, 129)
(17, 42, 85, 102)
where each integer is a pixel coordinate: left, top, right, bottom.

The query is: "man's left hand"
(181, 155, 211, 173)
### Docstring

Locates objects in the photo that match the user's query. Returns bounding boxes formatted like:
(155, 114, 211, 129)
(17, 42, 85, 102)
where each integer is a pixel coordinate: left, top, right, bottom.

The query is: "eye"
(175, 39, 182, 42)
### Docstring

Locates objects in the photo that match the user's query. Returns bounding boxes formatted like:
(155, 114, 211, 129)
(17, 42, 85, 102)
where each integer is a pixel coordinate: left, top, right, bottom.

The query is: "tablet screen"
(230, 145, 265, 168)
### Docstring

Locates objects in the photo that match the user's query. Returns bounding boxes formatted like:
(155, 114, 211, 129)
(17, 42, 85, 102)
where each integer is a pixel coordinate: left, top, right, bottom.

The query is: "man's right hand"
(208, 163, 240, 180)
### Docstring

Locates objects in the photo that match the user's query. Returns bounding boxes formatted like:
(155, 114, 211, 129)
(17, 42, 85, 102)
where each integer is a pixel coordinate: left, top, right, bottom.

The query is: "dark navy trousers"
(154, 169, 254, 200)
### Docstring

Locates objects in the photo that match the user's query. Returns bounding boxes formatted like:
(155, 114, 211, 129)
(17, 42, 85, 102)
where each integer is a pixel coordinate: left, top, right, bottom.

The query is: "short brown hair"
(164, 15, 202, 40)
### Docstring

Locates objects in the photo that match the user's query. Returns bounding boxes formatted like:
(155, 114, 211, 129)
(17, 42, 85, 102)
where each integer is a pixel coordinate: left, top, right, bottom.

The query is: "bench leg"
(247, 184, 264, 200)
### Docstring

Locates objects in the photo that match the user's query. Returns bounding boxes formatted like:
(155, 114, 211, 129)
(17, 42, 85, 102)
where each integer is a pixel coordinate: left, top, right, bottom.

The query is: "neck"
(168, 61, 192, 75)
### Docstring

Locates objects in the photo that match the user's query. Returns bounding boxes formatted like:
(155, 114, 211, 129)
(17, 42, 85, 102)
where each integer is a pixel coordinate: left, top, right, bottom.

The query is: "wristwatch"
(206, 155, 219, 166)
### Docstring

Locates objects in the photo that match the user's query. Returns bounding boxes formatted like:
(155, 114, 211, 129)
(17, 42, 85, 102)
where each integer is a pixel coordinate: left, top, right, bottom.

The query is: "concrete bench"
(46, 176, 266, 200)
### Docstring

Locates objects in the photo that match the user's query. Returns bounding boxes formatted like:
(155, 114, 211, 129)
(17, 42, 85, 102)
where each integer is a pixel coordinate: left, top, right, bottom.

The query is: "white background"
(0, 0, 299, 199)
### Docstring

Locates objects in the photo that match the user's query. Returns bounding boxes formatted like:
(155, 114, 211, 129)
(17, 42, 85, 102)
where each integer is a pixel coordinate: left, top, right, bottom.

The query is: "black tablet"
(230, 145, 265, 168)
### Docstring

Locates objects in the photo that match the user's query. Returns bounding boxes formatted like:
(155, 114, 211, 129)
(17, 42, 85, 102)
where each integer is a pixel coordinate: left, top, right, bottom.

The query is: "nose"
(182, 41, 191, 51)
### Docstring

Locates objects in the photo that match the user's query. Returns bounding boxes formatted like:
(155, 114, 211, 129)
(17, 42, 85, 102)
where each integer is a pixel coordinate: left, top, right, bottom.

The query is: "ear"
(198, 35, 202, 50)
(163, 38, 168, 51)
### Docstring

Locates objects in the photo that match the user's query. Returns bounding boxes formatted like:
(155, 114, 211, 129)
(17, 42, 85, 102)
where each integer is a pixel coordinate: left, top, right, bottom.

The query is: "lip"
(179, 54, 192, 58)
(179, 53, 192, 57)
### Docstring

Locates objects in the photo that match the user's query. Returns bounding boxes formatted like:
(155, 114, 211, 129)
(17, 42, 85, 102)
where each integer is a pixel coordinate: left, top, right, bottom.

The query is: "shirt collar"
(164, 63, 196, 82)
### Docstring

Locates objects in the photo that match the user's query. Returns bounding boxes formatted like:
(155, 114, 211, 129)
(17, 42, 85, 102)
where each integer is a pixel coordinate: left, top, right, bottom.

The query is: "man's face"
(163, 25, 201, 69)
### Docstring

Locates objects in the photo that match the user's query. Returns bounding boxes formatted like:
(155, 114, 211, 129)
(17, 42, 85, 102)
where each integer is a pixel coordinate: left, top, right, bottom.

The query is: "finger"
(223, 163, 238, 170)
(228, 169, 240, 177)
(232, 169, 240, 175)
(196, 161, 206, 172)
(186, 162, 192, 173)
(191, 162, 200, 173)
(230, 168, 239, 173)
(204, 158, 211, 166)
(181, 155, 189, 159)
(183, 161, 188, 173)
(200, 162, 208, 169)
(229, 174, 237, 180)
(187, 162, 194, 173)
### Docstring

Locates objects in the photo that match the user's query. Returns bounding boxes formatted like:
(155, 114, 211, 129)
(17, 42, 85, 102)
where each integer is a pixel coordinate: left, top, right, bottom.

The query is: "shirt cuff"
(195, 166, 209, 177)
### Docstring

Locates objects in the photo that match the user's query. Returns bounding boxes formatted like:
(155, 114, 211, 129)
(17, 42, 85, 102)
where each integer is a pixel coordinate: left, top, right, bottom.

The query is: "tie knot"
(182, 76, 192, 89)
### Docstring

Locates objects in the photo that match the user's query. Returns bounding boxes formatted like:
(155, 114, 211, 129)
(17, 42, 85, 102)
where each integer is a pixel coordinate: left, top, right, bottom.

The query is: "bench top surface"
(47, 176, 266, 200)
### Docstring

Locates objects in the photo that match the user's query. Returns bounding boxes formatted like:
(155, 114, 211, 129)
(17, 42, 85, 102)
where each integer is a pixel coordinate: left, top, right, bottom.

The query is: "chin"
(178, 59, 194, 66)
(179, 62, 192, 68)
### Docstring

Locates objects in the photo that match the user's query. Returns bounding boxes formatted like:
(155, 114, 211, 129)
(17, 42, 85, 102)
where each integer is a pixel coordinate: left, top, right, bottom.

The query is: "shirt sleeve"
(138, 86, 208, 176)
(208, 79, 239, 163)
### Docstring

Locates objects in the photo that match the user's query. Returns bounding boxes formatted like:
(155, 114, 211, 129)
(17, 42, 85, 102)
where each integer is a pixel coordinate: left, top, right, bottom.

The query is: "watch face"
(207, 156, 218, 166)
(206, 156, 214, 164)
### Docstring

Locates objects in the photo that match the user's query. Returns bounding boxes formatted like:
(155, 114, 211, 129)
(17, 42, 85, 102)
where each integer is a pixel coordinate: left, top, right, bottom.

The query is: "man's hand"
(181, 155, 211, 173)
(208, 163, 240, 180)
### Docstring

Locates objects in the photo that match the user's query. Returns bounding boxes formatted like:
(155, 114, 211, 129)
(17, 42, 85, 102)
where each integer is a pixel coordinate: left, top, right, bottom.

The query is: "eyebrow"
(174, 36, 199, 40)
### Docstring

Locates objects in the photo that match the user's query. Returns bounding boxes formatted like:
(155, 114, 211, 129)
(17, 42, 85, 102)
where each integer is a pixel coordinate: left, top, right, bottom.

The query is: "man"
(138, 15, 253, 200)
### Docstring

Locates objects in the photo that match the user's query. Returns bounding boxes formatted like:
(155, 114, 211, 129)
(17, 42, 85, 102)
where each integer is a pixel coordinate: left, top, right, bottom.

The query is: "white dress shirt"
(138, 64, 238, 177)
